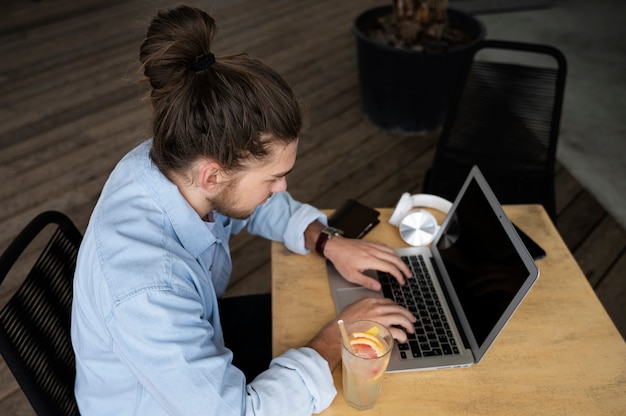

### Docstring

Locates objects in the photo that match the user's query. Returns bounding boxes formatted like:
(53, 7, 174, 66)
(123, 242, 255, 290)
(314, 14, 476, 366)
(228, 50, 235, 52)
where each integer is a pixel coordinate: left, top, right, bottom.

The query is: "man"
(71, 5, 415, 415)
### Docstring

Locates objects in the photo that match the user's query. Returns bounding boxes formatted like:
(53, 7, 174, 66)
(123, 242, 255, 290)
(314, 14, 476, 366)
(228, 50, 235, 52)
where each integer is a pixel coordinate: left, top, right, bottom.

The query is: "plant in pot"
(353, 0, 486, 135)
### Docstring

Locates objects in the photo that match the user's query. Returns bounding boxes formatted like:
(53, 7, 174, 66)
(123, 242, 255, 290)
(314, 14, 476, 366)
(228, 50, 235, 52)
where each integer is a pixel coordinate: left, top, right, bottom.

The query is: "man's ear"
(197, 160, 222, 194)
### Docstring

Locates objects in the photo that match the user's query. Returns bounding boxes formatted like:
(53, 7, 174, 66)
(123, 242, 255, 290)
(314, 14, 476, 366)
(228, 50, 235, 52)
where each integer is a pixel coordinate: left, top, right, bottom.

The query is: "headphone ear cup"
(389, 192, 413, 226)
(389, 192, 454, 246)
(399, 209, 439, 246)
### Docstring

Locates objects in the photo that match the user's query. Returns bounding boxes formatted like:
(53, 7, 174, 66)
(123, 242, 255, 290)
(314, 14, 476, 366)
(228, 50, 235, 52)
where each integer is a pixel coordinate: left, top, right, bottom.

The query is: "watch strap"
(315, 227, 342, 257)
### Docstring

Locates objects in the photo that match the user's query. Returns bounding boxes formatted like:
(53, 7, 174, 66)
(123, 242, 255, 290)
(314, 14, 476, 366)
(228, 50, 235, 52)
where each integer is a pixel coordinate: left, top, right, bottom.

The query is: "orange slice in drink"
(350, 330, 386, 358)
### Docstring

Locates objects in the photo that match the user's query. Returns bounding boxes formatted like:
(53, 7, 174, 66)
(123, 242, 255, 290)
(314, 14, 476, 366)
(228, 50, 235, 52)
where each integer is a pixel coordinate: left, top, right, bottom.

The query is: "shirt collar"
(139, 140, 217, 258)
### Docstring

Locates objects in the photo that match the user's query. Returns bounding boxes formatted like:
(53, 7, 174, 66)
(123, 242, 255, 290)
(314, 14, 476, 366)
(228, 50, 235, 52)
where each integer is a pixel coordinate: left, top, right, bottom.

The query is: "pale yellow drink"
(341, 320, 393, 410)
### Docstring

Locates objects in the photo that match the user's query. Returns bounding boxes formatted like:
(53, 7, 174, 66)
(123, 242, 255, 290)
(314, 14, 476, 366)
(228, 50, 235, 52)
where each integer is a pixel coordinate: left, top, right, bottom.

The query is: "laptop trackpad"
(333, 287, 383, 313)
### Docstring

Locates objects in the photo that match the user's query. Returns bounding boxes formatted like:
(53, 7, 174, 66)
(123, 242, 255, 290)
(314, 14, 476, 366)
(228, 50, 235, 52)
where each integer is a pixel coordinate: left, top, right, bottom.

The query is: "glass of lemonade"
(341, 320, 393, 410)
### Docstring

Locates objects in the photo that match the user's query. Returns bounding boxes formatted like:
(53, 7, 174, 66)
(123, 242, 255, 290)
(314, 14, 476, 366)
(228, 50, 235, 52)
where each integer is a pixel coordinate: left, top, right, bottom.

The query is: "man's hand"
(306, 297, 416, 370)
(323, 236, 411, 291)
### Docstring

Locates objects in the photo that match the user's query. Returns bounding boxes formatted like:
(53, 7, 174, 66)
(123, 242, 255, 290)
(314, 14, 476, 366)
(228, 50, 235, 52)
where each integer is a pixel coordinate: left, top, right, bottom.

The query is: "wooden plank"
(301, 132, 436, 208)
(0, 97, 147, 173)
(0, 2, 147, 79)
(574, 214, 626, 287)
(556, 191, 605, 251)
(359, 137, 438, 207)
(595, 250, 626, 340)
(0, 104, 146, 204)
(0, 80, 145, 152)
(223, 260, 271, 298)
(0, 0, 126, 36)
(0, 387, 33, 416)
(554, 162, 583, 215)
(0, 112, 145, 251)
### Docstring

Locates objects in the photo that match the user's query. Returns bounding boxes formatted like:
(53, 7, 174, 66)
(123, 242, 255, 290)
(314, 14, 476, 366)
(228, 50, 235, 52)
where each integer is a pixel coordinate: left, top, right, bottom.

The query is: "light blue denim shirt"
(71, 140, 336, 415)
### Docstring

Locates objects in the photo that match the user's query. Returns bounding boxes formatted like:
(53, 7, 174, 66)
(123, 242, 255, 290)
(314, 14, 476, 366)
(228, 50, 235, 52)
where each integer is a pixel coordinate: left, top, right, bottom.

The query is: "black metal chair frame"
(423, 39, 567, 223)
(0, 211, 82, 416)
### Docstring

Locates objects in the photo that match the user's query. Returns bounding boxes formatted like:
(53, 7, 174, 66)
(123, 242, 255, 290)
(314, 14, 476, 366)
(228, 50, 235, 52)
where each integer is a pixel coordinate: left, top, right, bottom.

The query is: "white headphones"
(389, 193, 453, 246)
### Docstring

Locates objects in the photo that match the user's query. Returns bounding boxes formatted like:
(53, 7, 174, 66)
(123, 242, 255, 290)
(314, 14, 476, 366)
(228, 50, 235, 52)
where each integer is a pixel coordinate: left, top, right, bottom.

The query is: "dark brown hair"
(139, 5, 302, 175)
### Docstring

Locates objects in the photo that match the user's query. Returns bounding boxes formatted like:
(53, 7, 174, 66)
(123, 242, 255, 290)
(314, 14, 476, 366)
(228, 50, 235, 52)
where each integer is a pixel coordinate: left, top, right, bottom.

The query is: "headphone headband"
(410, 194, 452, 214)
(389, 193, 452, 226)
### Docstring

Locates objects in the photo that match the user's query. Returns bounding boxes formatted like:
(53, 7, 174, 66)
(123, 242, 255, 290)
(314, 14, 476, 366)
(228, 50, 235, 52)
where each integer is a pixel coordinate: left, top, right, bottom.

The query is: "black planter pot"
(353, 6, 486, 135)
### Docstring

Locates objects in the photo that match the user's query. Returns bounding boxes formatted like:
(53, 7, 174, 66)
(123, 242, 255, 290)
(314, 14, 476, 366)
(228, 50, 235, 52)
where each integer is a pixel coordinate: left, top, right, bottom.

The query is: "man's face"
(211, 139, 298, 219)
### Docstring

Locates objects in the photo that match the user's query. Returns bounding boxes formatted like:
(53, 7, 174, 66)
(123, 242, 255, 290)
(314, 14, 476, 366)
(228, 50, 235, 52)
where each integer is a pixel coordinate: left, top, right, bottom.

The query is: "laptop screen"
(433, 167, 538, 361)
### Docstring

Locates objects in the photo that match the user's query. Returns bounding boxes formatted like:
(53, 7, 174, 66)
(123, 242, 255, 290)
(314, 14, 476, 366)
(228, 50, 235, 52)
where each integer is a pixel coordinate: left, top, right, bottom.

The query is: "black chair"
(423, 40, 567, 223)
(0, 211, 82, 416)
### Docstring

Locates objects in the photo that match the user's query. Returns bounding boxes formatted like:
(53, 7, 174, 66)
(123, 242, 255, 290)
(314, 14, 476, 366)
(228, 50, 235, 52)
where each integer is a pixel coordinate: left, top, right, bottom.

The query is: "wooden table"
(271, 205, 626, 415)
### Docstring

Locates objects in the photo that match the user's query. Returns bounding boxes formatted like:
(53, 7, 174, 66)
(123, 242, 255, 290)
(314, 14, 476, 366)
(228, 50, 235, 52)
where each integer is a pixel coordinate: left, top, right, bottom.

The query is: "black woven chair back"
(423, 40, 567, 222)
(0, 211, 82, 416)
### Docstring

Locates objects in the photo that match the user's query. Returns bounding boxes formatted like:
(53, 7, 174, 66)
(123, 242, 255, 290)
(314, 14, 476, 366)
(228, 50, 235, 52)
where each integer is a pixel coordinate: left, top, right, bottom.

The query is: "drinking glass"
(341, 320, 393, 410)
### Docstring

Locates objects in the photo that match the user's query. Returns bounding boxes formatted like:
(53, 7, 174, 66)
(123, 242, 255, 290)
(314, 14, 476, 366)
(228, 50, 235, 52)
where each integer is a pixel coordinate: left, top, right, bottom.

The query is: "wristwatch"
(315, 226, 344, 258)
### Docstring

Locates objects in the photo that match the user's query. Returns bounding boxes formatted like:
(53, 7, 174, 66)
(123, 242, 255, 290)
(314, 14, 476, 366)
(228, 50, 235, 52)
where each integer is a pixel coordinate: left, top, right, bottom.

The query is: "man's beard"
(210, 183, 271, 220)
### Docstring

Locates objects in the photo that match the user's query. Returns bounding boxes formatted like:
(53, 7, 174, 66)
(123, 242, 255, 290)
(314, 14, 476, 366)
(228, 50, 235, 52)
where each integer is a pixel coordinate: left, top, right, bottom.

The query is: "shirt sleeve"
(108, 288, 336, 416)
(242, 192, 328, 254)
(246, 348, 337, 414)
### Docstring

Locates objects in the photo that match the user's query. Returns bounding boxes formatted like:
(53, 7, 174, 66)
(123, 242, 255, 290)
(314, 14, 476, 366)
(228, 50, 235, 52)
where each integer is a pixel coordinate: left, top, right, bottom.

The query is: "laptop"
(326, 166, 539, 372)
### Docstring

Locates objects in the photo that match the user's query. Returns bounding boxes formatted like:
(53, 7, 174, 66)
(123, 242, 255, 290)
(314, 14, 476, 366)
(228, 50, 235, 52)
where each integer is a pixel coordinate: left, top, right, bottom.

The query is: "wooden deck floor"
(1, 0, 624, 413)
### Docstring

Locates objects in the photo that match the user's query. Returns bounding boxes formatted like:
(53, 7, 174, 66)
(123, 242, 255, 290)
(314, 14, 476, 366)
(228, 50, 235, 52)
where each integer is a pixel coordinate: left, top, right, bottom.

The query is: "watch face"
(323, 226, 343, 236)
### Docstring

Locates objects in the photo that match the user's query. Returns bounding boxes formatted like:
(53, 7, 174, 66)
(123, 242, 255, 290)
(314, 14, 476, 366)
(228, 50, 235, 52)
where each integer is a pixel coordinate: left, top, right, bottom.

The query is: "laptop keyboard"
(377, 254, 461, 359)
